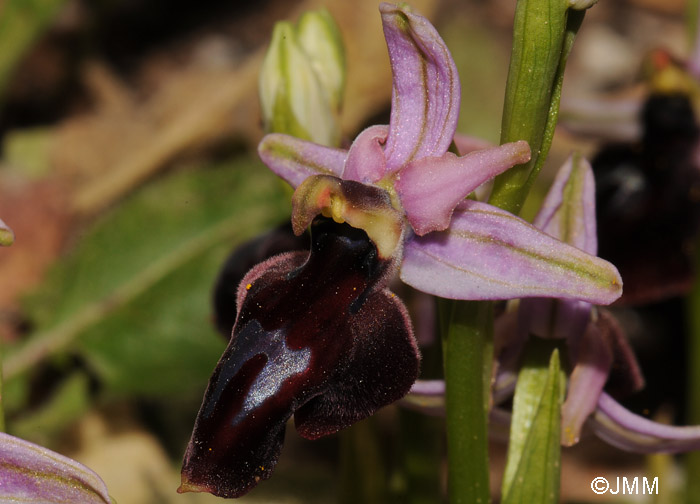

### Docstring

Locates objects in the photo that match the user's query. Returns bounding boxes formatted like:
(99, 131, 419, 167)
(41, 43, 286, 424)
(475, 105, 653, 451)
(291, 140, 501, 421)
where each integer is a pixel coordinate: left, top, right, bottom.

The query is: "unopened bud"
(259, 10, 345, 147)
(296, 10, 346, 112)
(0, 217, 14, 246)
(569, 0, 599, 10)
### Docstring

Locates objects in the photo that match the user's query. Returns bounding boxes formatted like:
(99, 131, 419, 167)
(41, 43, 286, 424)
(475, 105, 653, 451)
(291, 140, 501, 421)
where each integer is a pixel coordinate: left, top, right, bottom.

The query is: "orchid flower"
(181, 3, 623, 498)
(258, 3, 622, 304)
(408, 154, 700, 454)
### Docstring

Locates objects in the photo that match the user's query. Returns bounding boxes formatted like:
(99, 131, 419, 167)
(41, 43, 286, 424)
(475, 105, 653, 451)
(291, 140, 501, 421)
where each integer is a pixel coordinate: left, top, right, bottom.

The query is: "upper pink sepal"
(379, 3, 461, 172)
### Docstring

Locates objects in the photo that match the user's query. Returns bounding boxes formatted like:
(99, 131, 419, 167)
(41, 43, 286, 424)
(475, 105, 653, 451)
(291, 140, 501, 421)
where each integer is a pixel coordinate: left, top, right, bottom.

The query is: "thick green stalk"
(490, 1, 585, 216)
(442, 300, 493, 504)
(686, 262, 700, 504)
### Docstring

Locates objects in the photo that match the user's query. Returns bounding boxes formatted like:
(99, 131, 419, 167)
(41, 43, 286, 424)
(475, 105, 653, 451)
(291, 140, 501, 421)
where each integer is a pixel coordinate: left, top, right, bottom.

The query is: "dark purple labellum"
(180, 217, 419, 498)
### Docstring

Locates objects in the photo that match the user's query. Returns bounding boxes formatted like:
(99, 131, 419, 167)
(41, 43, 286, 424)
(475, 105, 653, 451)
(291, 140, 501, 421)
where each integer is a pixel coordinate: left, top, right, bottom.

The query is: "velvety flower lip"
(180, 217, 419, 498)
(259, 3, 622, 306)
(0, 432, 112, 503)
(213, 222, 309, 337)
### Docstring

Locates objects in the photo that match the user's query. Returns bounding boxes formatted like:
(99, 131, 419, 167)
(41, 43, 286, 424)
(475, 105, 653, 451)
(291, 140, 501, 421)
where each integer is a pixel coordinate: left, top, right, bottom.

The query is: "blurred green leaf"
(0, 0, 68, 100)
(6, 156, 288, 398)
(77, 244, 227, 396)
(9, 372, 91, 448)
(3, 127, 54, 178)
(502, 341, 563, 504)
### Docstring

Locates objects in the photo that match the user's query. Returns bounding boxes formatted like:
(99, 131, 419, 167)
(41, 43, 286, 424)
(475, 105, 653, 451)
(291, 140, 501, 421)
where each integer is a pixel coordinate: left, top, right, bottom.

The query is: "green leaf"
(502, 341, 563, 504)
(9, 372, 91, 448)
(5, 156, 288, 398)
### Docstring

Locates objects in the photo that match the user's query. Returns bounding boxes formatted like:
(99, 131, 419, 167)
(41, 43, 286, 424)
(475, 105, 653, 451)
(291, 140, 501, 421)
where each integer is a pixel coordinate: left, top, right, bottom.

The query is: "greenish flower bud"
(0, 217, 14, 246)
(569, 0, 599, 10)
(259, 10, 345, 147)
(296, 10, 346, 112)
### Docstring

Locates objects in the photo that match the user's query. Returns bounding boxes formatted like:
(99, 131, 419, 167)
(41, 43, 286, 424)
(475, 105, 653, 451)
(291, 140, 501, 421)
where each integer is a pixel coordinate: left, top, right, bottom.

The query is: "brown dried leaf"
(0, 177, 71, 339)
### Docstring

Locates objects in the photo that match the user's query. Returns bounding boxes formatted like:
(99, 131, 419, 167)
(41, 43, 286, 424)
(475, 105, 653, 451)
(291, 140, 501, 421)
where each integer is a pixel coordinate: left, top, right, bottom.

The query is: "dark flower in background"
(560, 48, 700, 306)
(570, 50, 700, 420)
(593, 91, 700, 304)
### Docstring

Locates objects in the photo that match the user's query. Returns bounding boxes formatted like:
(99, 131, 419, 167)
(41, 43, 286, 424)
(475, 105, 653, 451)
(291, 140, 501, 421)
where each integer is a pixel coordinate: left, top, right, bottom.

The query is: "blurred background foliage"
(0, 0, 694, 502)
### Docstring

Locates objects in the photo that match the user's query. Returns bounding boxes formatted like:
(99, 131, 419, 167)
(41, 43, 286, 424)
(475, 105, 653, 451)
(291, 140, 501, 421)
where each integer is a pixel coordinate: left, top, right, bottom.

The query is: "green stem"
(339, 417, 389, 504)
(441, 3, 587, 502)
(686, 272, 700, 504)
(442, 300, 493, 504)
(490, 2, 584, 216)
